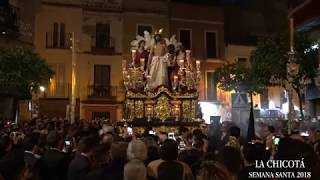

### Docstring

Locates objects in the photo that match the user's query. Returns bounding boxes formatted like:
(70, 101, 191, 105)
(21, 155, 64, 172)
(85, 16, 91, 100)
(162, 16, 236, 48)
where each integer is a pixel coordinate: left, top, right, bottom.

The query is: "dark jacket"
(102, 160, 126, 180)
(0, 149, 25, 180)
(68, 154, 91, 180)
(39, 149, 69, 180)
(86, 163, 108, 180)
(24, 151, 40, 180)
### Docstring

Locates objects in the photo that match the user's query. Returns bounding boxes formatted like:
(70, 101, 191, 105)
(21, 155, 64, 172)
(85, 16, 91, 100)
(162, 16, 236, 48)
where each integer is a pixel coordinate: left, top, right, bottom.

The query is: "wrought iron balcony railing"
(88, 85, 117, 98)
(90, 35, 116, 54)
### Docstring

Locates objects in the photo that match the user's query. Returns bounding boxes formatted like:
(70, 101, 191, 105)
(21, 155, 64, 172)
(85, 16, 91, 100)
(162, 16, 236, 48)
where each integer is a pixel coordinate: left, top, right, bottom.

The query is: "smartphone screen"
(65, 140, 71, 146)
(149, 130, 155, 135)
(168, 132, 175, 140)
(179, 141, 186, 151)
(300, 132, 309, 137)
(274, 137, 280, 145)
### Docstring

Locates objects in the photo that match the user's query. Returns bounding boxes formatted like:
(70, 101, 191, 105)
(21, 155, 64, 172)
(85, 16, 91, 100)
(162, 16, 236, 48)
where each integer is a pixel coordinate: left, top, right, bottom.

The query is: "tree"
(250, 32, 318, 120)
(0, 47, 53, 120)
(216, 62, 265, 140)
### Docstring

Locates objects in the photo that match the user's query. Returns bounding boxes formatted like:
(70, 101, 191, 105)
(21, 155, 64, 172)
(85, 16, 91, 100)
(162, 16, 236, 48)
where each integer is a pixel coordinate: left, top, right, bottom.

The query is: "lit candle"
(131, 49, 137, 66)
(186, 70, 190, 79)
(196, 60, 200, 69)
(140, 58, 145, 70)
(179, 59, 184, 66)
(122, 59, 127, 69)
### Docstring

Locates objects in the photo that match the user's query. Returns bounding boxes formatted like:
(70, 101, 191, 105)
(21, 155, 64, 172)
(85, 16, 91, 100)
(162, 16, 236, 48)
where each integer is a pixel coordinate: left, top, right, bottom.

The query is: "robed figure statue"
(147, 34, 168, 88)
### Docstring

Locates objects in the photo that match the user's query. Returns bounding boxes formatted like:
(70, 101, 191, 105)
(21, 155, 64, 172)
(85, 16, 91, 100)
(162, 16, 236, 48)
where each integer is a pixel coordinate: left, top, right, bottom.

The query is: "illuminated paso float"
(120, 29, 203, 130)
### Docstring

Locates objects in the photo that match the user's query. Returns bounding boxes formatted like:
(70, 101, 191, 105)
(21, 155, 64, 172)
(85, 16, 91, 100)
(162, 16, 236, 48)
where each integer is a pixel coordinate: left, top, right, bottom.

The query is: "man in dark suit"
(38, 131, 69, 180)
(23, 132, 41, 180)
(68, 136, 98, 180)
(0, 135, 25, 180)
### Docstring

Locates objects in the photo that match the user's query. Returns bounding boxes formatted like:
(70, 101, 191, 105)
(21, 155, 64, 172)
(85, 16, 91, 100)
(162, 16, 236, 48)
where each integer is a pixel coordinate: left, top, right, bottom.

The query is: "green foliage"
(215, 62, 265, 95)
(250, 32, 318, 89)
(0, 47, 54, 99)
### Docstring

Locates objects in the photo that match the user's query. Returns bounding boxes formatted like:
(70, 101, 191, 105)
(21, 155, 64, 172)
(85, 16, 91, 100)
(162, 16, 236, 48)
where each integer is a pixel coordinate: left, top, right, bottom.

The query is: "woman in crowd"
(0, 118, 319, 180)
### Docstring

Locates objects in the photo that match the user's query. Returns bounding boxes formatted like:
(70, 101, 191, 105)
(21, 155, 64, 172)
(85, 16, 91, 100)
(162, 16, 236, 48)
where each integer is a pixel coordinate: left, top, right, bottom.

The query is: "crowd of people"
(0, 118, 319, 180)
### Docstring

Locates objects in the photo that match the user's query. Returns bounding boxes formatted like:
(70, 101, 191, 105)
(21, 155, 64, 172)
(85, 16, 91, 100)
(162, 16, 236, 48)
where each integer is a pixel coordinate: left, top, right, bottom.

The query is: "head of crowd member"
(221, 121, 229, 134)
(242, 142, 267, 166)
(267, 126, 275, 135)
(229, 126, 240, 139)
(110, 142, 128, 162)
(93, 144, 109, 166)
(158, 132, 167, 143)
(180, 127, 189, 139)
(178, 148, 203, 176)
(46, 130, 62, 149)
(78, 136, 99, 157)
(199, 160, 230, 180)
(101, 132, 114, 145)
(0, 135, 12, 157)
(24, 132, 40, 153)
(217, 147, 241, 177)
(142, 135, 157, 147)
(193, 129, 205, 141)
(127, 139, 147, 161)
(193, 138, 205, 152)
(160, 139, 178, 161)
(124, 160, 147, 180)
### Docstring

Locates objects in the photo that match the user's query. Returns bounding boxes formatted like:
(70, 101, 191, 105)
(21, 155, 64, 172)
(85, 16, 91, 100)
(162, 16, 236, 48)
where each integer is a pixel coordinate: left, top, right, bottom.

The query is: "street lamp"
(39, 86, 46, 92)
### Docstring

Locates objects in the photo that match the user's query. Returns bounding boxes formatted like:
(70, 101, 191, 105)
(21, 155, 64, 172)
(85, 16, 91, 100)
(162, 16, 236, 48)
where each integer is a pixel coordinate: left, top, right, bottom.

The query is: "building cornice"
(170, 18, 224, 25)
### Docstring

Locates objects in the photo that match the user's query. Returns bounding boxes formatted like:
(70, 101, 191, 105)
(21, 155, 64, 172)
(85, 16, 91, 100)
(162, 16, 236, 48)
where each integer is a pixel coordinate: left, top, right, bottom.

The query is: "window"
(237, 57, 248, 67)
(96, 23, 110, 48)
(53, 23, 59, 48)
(137, 24, 152, 37)
(48, 22, 66, 48)
(206, 72, 217, 101)
(205, 31, 217, 58)
(94, 65, 111, 87)
(179, 29, 191, 50)
(93, 65, 111, 97)
(92, 112, 110, 121)
(60, 23, 65, 48)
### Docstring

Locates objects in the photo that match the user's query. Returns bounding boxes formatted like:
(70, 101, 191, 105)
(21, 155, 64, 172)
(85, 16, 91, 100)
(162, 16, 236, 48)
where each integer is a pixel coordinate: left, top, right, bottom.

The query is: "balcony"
(87, 85, 117, 99)
(83, 0, 122, 11)
(90, 35, 116, 55)
(46, 32, 72, 49)
(0, 4, 19, 36)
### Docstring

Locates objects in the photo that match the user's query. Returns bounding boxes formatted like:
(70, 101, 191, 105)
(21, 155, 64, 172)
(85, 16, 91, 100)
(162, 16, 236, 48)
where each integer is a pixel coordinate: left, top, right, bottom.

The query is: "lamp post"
(287, 18, 299, 135)
(70, 32, 78, 124)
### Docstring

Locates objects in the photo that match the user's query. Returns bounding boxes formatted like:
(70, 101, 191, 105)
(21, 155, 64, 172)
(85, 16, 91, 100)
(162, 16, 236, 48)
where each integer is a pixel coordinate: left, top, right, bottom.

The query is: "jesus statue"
(147, 33, 168, 89)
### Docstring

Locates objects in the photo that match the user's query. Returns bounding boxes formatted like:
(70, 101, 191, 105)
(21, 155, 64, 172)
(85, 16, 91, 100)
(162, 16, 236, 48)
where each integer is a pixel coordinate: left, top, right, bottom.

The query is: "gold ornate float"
(122, 29, 202, 127)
